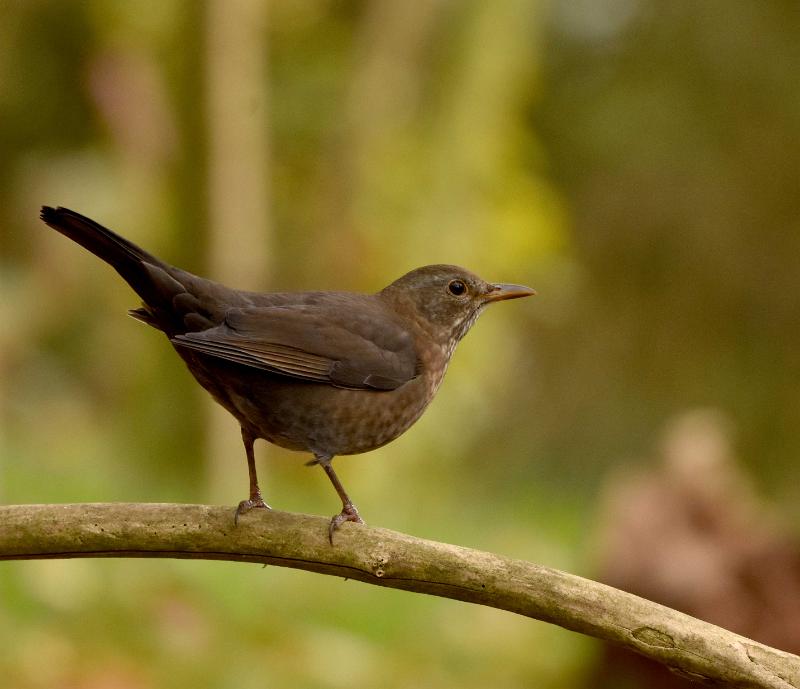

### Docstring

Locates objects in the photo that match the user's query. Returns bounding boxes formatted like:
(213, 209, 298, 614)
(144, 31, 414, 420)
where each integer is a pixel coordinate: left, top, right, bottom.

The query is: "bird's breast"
(176, 341, 451, 458)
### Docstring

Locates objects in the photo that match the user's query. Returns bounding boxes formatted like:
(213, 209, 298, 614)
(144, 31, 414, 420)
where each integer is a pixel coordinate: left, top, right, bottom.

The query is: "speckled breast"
(176, 346, 448, 459)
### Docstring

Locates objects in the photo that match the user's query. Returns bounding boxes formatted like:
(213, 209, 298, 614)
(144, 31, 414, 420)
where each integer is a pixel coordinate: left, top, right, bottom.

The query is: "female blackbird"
(40, 206, 535, 540)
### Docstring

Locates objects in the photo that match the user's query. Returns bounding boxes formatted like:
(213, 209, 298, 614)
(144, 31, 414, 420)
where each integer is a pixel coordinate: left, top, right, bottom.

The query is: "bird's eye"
(447, 279, 467, 296)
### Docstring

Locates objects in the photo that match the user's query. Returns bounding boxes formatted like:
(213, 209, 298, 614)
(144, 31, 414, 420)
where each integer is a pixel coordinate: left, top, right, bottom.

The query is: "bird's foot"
(328, 503, 364, 544)
(234, 496, 271, 525)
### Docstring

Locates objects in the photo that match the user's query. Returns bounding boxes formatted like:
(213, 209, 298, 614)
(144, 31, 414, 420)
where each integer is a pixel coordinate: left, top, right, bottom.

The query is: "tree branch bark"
(0, 503, 797, 688)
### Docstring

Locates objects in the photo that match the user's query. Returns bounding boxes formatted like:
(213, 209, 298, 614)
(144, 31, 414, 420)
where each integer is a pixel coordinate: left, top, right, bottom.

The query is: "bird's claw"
(328, 503, 364, 544)
(234, 496, 271, 525)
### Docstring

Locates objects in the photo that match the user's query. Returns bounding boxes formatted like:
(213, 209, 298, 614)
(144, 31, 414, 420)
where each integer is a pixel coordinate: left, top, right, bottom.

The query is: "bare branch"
(1, 503, 797, 688)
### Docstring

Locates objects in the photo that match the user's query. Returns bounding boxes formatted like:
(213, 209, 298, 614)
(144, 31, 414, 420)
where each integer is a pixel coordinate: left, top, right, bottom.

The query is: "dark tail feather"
(40, 206, 159, 269)
(40, 206, 182, 323)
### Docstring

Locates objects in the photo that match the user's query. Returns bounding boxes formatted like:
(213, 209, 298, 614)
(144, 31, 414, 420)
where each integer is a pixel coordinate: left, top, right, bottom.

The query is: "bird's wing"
(171, 303, 419, 390)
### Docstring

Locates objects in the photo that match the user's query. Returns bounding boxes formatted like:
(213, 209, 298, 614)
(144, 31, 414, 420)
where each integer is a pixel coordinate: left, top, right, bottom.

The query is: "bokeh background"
(2, 1, 800, 687)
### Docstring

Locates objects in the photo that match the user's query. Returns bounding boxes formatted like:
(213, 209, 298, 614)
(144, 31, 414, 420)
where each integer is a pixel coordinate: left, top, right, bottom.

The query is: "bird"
(40, 206, 536, 540)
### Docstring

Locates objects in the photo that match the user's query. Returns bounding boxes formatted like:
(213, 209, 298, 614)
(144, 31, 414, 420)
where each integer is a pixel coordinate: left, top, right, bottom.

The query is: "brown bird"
(40, 206, 535, 539)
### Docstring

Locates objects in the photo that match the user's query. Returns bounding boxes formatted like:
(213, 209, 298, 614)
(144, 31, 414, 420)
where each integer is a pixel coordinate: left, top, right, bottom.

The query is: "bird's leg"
(234, 428, 271, 524)
(315, 454, 364, 543)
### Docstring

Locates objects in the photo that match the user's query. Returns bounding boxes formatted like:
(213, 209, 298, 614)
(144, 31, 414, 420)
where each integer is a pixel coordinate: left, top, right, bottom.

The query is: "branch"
(1, 503, 797, 688)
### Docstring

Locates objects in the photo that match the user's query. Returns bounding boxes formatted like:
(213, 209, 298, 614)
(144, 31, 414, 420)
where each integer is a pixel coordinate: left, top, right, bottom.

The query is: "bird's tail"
(40, 206, 187, 330)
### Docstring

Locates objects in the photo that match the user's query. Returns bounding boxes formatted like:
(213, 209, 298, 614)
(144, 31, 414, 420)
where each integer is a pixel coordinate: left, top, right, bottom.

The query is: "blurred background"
(2, 1, 800, 687)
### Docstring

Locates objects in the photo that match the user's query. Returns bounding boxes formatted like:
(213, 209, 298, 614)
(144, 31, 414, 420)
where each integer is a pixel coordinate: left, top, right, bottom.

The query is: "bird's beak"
(484, 283, 537, 302)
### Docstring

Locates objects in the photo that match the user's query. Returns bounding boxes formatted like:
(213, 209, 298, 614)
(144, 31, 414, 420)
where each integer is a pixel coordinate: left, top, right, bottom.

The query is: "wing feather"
(171, 302, 418, 390)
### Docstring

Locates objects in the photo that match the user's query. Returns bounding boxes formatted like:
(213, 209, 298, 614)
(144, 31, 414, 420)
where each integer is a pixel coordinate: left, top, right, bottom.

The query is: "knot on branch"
(632, 626, 676, 648)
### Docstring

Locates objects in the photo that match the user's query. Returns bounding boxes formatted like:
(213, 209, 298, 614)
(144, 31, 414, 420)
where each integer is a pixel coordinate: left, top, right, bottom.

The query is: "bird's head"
(379, 264, 535, 348)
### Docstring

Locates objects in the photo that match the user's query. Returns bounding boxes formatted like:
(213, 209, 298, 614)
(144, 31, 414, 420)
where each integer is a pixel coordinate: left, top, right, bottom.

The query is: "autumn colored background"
(2, 2, 799, 687)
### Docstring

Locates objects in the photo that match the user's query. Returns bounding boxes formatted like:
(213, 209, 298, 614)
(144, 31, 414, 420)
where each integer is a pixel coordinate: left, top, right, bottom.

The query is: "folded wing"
(171, 303, 418, 391)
